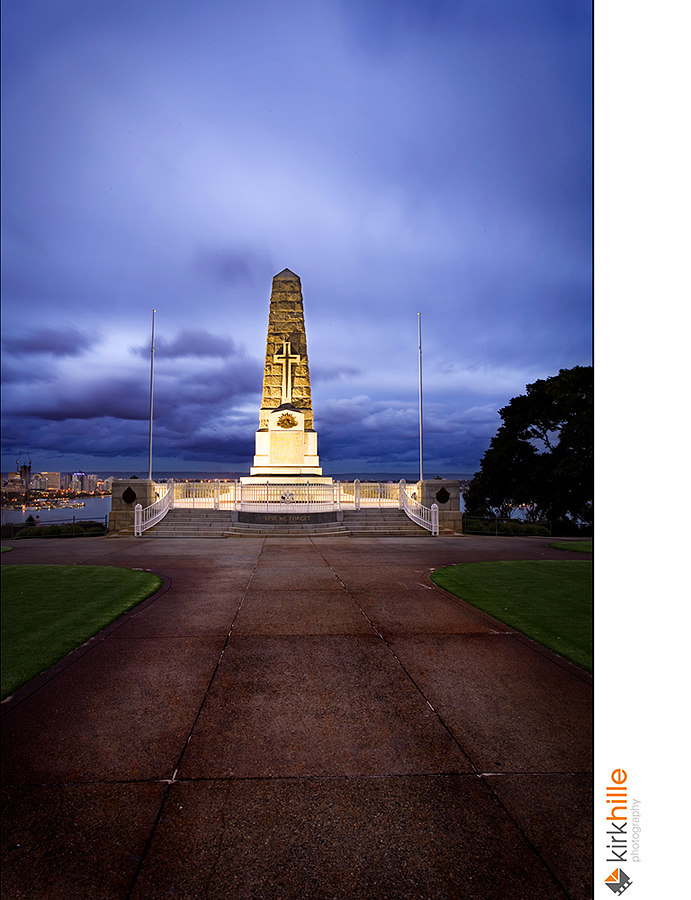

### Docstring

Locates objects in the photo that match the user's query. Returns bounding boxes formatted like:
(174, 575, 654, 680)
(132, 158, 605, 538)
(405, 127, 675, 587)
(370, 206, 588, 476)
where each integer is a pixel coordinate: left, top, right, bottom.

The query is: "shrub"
(463, 517, 550, 536)
(523, 524, 551, 536)
(551, 518, 593, 538)
(15, 521, 107, 539)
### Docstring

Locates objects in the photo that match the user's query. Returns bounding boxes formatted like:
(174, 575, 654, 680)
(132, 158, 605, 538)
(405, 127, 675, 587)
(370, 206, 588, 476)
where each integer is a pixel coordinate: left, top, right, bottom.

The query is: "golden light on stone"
(244, 269, 329, 482)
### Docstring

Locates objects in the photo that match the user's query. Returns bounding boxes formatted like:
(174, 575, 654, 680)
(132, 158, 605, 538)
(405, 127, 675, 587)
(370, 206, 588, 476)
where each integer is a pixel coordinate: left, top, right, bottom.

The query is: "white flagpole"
(148, 309, 156, 481)
(418, 312, 423, 484)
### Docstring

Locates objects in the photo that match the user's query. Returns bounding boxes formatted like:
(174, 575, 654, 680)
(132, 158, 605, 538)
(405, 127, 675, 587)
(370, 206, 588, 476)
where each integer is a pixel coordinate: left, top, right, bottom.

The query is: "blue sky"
(1, 0, 592, 476)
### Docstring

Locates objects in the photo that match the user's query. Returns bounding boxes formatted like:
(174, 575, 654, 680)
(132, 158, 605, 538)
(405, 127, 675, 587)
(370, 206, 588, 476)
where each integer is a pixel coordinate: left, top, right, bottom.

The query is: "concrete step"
(342, 509, 405, 515)
(225, 529, 349, 537)
(129, 506, 430, 537)
(342, 510, 428, 535)
(346, 527, 425, 534)
(224, 523, 349, 536)
(342, 511, 413, 519)
(128, 527, 429, 538)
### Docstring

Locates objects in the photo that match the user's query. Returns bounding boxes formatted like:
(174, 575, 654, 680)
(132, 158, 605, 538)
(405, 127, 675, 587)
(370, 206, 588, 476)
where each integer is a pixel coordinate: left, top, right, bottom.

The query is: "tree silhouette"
(464, 366, 593, 525)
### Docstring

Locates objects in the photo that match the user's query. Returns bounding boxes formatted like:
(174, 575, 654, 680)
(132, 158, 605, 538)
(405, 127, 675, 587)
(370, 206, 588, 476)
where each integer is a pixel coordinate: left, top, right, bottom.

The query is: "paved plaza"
(1, 534, 592, 899)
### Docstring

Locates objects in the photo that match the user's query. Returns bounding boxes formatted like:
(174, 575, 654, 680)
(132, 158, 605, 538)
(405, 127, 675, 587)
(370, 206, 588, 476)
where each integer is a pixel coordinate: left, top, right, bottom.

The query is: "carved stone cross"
(273, 341, 301, 404)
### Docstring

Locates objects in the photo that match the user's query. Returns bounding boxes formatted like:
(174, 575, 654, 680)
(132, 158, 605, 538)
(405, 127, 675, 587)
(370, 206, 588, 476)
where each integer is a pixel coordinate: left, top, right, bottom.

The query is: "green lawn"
(549, 540, 592, 553)
(1, 565, 162, 699)
(431, 560, 592, 672)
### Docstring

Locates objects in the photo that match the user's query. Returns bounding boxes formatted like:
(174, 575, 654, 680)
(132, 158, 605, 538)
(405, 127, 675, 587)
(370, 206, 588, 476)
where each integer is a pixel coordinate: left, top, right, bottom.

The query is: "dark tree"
(463, 366, 593, 524)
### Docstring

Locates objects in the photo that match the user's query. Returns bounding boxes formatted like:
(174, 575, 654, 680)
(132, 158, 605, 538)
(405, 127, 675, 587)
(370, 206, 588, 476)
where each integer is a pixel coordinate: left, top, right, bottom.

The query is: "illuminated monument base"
(245, 404, 330, 484)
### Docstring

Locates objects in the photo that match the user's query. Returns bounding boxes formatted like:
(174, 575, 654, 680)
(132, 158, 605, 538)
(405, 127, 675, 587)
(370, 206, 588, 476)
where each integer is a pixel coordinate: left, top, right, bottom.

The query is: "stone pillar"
(108, 479, 156, 534)
(259, 268, 314, 430)
(417, 480, 463, 534)
(246, 268, 329, 482)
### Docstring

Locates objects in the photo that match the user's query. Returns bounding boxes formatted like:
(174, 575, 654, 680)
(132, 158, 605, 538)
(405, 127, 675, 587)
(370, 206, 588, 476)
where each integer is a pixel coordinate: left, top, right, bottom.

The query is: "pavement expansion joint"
(306, 537, 482, 779)
(2, 534, 592, 900)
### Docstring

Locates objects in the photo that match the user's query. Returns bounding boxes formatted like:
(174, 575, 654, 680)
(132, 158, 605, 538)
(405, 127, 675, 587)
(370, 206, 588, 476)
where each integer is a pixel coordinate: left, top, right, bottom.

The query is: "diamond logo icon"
(605, 868, 632, 895)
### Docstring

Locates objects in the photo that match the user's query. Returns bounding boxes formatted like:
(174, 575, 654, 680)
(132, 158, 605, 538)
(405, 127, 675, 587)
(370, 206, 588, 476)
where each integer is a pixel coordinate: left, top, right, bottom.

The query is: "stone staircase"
(340, 509, 429, 536)
(142, 509, 247, 538)
(139, 507, 429, 538)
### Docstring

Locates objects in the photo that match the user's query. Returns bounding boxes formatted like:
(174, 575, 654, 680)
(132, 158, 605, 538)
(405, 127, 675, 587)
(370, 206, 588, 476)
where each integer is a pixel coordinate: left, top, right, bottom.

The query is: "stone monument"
(417, 479, 463, 534)
(108, 478, 156, 533)
(243, 268, 331, 485)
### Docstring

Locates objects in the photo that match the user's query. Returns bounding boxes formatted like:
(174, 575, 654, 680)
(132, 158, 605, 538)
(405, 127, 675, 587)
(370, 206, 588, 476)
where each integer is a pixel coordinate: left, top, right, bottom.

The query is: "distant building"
(3, 473, 24, 493)
(29, 472, 61, 491)
(42, 472, 61, 490)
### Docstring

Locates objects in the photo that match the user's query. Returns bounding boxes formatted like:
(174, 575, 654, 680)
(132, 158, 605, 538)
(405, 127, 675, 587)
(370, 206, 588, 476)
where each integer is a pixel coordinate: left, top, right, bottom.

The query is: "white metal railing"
(134, 483, 172, 536)
(236, 481, 335, 512)
(171, 480, 237, 509)
(163, 480, 404, 511)
(339, 481, 358, 508)
(133, 479, 439, 535)
(337, 480, 400, 509)
(400, 481, 439, 535)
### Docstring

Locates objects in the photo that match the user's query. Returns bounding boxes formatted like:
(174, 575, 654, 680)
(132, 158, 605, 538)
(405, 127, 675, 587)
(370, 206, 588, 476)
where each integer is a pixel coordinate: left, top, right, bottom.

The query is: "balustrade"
(134, 479, 439, 534)
(134, 484, 172, 536)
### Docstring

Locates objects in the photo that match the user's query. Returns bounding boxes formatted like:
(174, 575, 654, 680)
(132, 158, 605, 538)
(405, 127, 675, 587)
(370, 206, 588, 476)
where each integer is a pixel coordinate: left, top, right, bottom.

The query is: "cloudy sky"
(2, 0, 592, 477)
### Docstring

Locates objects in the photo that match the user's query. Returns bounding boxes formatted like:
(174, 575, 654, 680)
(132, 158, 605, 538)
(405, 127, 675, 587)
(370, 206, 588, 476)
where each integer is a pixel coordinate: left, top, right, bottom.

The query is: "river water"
(1, 496, 112, 526)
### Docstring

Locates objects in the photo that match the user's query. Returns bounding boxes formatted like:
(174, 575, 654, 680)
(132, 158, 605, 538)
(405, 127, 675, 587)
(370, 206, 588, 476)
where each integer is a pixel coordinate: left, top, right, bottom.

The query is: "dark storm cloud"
(3, 400, 257, 465)
(316, 393, 500, 472)
(131, 330, 245, 360)
(4, 363, 260, 421)
(5, 415, 154, 461)
(1, 352, 264, 466)
(2, 328, 96, 358)
(175, 360, 262, 403)
(1, 0, 592, 473)
(1, 360, 58, 385)
(193, 247, 272, 286)
(3, 376, 149, 422)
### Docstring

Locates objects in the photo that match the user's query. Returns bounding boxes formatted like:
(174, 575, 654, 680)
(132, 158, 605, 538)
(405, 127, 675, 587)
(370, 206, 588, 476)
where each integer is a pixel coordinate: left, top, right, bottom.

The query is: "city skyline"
(2, 1, 592, 475)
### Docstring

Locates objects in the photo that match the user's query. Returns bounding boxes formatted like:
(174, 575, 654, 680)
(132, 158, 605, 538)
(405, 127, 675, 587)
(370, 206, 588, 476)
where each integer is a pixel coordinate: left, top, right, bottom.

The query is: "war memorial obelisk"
(242, 268, 332, 485)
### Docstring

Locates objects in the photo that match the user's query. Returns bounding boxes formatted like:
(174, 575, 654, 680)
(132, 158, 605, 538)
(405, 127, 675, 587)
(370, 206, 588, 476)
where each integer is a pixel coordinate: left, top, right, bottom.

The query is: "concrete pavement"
(1, 534, 592, 899)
